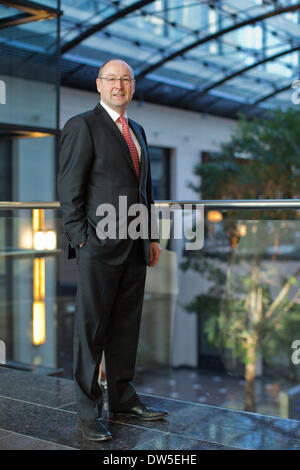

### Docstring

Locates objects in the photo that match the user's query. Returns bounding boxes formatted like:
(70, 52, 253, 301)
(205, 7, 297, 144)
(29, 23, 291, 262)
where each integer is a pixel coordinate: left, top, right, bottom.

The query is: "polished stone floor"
(134, 366, 294, 419)
(0, 366, 300, 450)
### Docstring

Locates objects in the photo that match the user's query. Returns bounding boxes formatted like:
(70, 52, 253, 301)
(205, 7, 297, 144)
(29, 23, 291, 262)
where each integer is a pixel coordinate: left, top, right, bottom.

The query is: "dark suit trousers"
(73, 239, 146, 420)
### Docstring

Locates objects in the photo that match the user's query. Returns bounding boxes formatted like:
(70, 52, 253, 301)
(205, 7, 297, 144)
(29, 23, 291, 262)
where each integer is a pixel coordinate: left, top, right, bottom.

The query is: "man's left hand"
(149, 242, 161, 267)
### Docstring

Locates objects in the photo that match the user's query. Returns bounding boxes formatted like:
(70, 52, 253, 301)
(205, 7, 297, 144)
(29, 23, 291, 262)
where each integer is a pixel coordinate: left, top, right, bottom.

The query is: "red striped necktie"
(118, 115, 140, 180)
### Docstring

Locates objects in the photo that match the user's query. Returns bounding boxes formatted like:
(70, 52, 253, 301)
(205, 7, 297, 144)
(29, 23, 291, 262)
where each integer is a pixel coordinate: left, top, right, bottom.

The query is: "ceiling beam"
(136, 3, 300, 78)
(0, 0, 61, 29)
(1, 0, 60, 16)
(0, 12, 32, 29)
(178, 43, 300, 106)
(232, 82, 292, 117)
(251, 83, 292, 106)
(61, 0, 155, 55)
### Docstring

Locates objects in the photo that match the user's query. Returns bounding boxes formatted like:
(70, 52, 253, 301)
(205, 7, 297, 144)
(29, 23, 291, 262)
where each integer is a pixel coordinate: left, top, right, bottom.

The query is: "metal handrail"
(0, 200, 300, 210)
(0, 202, 60, 209)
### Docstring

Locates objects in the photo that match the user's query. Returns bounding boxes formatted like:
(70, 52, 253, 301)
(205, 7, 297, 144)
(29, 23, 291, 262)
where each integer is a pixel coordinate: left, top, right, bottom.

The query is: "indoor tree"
(183, 108, 300, 411)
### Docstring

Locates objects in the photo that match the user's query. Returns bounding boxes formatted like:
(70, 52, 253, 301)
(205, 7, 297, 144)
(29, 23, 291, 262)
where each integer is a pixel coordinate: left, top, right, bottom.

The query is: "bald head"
(96, 59, 136, 114)
(98, 59, 134, 79)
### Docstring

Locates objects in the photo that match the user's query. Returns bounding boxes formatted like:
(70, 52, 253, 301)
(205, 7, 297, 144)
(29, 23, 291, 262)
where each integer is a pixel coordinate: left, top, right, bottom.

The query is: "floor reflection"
(133, 366, 298, 420)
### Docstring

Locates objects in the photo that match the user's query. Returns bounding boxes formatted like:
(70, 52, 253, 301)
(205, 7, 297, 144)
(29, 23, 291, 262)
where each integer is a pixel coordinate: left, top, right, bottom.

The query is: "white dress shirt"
(100, 100, 141, 160)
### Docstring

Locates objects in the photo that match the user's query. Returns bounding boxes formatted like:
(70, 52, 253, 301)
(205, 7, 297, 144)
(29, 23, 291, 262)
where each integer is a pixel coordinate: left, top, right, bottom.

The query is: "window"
(148, 146, 170, 200)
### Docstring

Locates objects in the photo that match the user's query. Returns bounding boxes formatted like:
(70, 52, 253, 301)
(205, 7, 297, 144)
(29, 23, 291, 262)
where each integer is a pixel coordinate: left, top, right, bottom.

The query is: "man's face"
(96, 60, 135, 114)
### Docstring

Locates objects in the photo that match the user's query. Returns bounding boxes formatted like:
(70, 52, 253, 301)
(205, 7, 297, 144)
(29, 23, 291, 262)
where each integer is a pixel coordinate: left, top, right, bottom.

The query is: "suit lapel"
(94, 104, 138, 181)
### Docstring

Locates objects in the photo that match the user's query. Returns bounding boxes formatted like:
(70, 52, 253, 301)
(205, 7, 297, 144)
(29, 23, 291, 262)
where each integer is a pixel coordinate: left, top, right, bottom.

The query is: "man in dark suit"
(57, 59, 168, 441)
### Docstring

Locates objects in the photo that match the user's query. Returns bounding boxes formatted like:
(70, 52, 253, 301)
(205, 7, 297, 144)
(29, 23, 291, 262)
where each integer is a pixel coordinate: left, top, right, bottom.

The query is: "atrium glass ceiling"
(2, 0, 300, 118)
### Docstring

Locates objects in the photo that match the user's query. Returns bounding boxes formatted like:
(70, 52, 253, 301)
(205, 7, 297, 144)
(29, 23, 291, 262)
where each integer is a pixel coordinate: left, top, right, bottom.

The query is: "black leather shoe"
(110, 404, 168, 421)
(78, 417, 112, 441)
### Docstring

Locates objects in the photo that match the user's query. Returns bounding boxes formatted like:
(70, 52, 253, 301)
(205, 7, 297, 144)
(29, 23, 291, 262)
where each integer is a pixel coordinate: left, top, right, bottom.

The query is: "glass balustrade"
(0, 202, 299, 422)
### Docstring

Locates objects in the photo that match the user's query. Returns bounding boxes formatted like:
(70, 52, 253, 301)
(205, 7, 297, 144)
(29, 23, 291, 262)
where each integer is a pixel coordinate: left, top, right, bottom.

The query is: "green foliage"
(184, 108, 300, 377)
(189, 108, 300, 200)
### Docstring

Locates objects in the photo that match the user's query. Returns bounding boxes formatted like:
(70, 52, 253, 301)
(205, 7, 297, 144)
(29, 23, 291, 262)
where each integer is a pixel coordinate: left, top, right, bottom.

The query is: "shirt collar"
(100, 100, 128, 122)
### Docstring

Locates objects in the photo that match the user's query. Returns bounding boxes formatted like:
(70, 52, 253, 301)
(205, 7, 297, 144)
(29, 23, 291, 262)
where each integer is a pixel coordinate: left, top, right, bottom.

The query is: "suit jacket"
(57, 103, 158, 266)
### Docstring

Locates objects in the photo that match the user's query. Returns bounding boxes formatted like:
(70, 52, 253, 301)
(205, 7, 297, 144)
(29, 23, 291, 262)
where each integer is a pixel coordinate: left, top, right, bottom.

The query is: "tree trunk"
(244, 255, 261, 412)
(244, 348, 257, 412)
